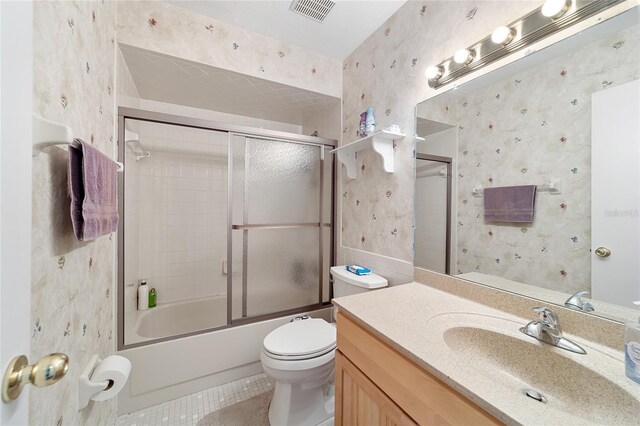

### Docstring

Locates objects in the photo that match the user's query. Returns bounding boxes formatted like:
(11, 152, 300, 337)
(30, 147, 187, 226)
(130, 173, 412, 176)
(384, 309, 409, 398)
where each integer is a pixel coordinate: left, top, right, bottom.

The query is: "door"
(229, 135, 332, 321)
(1, 1, 33, 424)
(335, 351, 417, 426)
(591, 79, 640, 308)
(415, 155, 452, 274)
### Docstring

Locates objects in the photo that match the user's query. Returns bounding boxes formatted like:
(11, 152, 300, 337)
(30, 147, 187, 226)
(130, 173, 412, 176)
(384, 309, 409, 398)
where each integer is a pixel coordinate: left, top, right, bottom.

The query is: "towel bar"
(33, 115, 124, 172)
(472, 180, 562, 197)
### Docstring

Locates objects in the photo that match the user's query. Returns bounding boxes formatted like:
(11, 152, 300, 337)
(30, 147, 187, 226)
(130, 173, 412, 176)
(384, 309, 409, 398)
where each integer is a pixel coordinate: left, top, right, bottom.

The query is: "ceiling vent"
(289, 0, 336, 23)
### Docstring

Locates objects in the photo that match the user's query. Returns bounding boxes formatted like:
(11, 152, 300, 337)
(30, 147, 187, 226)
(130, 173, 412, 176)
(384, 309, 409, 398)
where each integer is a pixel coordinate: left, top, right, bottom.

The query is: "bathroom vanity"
(335, 310, 500, 425)
(332, 281, 640, 426)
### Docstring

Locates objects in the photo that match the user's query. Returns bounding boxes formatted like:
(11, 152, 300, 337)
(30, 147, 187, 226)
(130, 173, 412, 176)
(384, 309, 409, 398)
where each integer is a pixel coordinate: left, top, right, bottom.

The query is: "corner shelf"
(329, 130, 405, 178)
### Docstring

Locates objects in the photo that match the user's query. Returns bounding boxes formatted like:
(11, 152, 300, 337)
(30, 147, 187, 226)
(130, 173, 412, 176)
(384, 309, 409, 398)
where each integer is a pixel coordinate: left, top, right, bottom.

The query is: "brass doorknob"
(2, 353, 69, 402)
(594, 246, 612, 257)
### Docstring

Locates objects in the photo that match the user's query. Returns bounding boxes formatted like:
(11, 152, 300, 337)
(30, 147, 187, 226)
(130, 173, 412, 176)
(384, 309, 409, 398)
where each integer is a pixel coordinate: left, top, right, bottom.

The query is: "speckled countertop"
(332, 282, 640, 426)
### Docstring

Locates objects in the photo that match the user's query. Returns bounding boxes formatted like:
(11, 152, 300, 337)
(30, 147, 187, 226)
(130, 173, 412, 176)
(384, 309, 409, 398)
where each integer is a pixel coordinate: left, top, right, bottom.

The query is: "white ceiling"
(120, 44, 340, 125)
(166, 0, 407, 59)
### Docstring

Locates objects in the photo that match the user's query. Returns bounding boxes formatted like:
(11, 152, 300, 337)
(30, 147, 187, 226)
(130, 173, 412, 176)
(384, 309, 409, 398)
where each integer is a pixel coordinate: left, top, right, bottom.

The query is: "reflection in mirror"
(415, 7, 640, 323)
(415, 155, 452, 274)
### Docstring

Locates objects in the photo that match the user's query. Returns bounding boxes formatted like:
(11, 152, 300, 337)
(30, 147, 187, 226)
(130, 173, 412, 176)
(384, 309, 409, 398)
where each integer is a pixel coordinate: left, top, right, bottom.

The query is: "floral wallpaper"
(452, 23, 640, 294)
(116, 1, 341, 98)
(341, 1, 538, 262)
(32, 1, 117, 425)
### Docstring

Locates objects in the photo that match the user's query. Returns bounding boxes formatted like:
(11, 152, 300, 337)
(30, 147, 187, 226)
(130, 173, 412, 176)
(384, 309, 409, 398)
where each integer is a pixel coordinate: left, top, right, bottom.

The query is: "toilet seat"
(261, 346, 336, 372)
(263, 318, 336, 360)
(264, 344, 336, 361)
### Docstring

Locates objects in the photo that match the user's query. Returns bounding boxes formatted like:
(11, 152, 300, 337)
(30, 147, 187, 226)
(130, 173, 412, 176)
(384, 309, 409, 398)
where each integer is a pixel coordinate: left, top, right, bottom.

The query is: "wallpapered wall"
(31, 1, 344, 424)
(116, 1, 342, 98)
(453, 23, 640, 293)
(32, 2, 117, 425)
(341, 1, 539, 262)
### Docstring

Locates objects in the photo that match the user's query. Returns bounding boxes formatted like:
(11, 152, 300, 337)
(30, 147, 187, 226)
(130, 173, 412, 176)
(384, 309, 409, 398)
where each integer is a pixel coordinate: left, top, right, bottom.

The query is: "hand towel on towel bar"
(483, 185, 536, 223)
(68, 139, 119, 241)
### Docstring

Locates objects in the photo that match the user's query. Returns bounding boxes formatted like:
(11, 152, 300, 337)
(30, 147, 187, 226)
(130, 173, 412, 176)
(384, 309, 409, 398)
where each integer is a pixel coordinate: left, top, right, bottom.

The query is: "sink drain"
(524, 389, 547, 403)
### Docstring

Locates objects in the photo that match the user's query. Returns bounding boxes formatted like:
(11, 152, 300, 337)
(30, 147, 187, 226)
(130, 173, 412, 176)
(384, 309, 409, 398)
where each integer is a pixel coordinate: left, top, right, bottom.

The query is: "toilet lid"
(264, 318, 336, 358)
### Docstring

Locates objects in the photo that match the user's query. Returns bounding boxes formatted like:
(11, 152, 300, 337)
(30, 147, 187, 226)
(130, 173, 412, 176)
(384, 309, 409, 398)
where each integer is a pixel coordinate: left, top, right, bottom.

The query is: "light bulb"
(491, 26, 516, 45)
(425, 65, 443, 80)
(542, 0, 571, 18)
(454, 49, 475, 65)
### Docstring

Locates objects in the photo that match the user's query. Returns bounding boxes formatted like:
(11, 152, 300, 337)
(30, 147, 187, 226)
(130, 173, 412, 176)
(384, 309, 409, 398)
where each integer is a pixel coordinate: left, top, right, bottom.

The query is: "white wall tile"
(126, 122, 229, 309)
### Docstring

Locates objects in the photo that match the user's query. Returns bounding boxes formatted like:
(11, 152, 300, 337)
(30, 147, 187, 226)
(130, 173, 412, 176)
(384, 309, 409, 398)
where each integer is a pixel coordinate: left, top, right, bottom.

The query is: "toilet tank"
(330, 266, 388, 298)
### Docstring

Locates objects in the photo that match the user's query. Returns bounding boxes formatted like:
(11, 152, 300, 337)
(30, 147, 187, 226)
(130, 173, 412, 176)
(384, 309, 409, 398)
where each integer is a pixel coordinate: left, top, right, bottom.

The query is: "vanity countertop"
(332, 282, 640, 425)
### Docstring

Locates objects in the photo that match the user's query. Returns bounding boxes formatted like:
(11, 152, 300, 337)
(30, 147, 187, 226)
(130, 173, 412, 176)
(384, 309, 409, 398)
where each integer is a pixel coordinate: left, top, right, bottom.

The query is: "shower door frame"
(415, 153, 452, 274)
(117, 107, 336, 350)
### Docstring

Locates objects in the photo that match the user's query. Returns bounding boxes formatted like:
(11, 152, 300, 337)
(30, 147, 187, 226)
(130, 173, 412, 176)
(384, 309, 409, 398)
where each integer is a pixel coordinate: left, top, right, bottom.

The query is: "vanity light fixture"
(426, 0, 624, 89)
(541, 0, 572, 18)
(491, 26, 516, 45)
(425, 65, 444, 81)
(454, 49, 475, 65)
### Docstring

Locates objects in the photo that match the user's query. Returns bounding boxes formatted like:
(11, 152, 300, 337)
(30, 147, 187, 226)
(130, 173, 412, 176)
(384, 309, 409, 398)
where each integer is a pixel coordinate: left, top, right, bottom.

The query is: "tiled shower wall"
(126, 122, 228, 305)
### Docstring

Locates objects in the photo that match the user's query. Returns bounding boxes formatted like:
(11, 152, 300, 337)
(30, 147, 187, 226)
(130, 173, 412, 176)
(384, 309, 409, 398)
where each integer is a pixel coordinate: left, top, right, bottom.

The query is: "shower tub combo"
(117, 107, 335, 413)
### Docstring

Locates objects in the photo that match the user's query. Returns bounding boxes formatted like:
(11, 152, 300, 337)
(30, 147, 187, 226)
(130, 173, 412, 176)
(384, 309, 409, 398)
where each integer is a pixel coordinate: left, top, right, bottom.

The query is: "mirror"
(415, 6, 640, 323)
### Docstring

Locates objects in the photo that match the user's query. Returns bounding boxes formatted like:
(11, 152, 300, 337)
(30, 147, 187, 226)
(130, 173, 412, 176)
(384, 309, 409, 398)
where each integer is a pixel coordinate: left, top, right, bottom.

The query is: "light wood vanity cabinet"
(335, 311, 503, 426)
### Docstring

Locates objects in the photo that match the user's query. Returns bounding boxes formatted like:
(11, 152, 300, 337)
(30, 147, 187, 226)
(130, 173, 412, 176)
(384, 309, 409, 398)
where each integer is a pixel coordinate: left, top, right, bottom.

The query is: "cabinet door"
(336, 350, 417, 426)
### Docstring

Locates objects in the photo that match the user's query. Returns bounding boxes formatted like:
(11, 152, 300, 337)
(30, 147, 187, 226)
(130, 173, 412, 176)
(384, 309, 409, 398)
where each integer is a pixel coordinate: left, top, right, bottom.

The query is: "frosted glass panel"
(322, 151, 333, 223)
(230, 136, 332, 319)
(244, 228, 319, 316)
(230, 228, 244, 321)
(322, 227, 331, 303)
(242, 138, 321, 224)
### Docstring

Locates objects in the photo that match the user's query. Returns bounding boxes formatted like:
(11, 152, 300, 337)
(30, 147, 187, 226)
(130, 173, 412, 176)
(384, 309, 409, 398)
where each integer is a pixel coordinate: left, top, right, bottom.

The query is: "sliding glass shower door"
(230, 135, 332, 321)
(118, 107, 335, 349)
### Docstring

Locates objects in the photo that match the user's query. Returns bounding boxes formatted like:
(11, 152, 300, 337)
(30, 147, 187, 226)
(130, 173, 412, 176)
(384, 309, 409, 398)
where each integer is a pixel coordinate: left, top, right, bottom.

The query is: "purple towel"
(68, 139, 119, 241)
(484, 185, 536, 223)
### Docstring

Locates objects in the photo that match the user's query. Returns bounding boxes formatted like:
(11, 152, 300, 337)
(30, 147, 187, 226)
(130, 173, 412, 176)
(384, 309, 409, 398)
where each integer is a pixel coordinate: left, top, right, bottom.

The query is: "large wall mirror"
(415, 5, 639, 323)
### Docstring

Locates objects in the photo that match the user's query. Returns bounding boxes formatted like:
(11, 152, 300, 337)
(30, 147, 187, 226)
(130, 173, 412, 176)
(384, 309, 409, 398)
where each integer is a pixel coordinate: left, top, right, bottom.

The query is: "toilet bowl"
(261, 266, 388, 425)
(260, 318, 336, 426)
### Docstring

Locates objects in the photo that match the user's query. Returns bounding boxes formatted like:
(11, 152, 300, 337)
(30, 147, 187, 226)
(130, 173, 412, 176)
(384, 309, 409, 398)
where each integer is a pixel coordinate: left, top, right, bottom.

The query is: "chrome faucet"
(564, 291, 594, 312)
(520, 307, 586, 354)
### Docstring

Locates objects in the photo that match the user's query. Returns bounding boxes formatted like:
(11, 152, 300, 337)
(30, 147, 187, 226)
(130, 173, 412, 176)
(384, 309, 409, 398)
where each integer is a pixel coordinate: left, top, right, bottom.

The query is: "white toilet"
(260, 266, 388, 426)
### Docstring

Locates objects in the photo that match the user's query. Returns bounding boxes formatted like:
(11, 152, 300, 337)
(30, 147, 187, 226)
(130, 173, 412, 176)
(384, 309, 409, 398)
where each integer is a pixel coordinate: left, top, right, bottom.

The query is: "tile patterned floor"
(112, 373, 274, 426)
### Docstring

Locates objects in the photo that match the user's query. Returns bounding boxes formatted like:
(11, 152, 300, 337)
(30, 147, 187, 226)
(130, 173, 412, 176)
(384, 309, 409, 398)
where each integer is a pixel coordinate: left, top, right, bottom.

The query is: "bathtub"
(133, 296, 227, 342)
(118, 305, 332, 414)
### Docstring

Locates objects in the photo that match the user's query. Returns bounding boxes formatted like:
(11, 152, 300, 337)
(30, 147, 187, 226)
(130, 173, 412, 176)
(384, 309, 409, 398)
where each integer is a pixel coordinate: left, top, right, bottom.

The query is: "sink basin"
(425, 313, 640, 425)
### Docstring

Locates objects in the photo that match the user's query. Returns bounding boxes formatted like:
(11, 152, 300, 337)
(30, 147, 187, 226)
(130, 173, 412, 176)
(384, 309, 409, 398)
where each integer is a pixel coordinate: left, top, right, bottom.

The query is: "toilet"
(260, 266, 388, 426)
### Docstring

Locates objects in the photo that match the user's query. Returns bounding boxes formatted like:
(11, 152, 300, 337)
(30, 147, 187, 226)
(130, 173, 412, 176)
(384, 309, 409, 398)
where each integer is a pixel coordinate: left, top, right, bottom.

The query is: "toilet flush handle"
(290, 315, 310, 322)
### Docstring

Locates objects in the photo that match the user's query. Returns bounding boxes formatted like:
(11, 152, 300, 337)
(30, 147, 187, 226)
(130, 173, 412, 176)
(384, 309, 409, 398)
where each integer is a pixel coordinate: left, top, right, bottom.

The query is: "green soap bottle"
(149, 288, 157, 308)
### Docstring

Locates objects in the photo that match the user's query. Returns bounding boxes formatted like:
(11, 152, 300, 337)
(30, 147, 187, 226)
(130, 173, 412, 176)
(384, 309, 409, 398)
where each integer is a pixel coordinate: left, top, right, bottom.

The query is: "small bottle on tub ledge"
(149, 288, 157, 308)
(137, 280, 149, 311)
